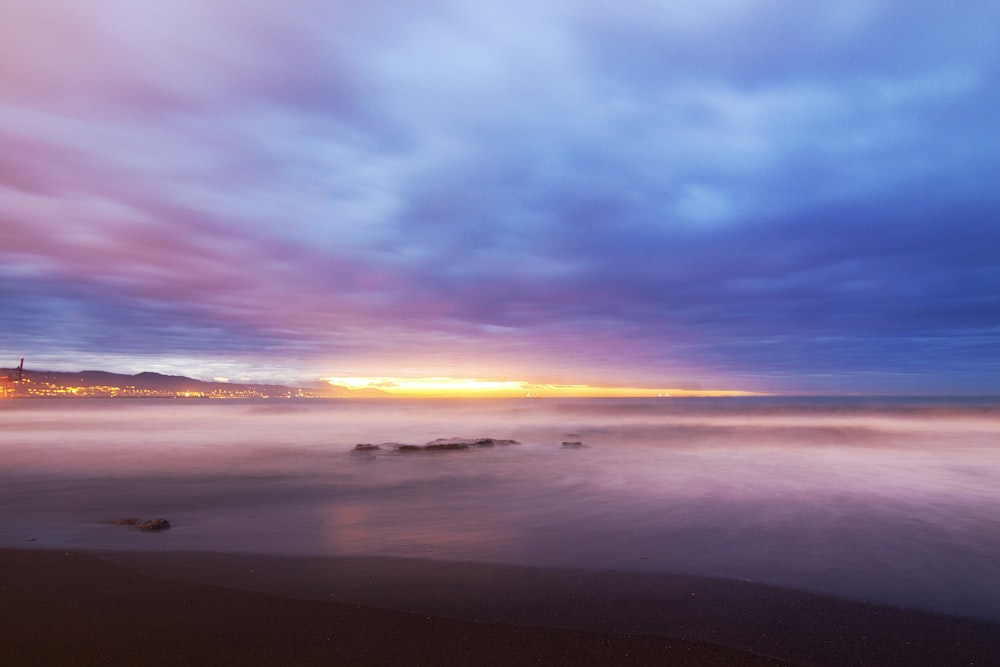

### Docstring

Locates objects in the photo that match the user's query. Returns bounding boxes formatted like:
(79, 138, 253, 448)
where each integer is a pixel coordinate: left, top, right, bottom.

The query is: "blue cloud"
(2, 1, 1000, 392)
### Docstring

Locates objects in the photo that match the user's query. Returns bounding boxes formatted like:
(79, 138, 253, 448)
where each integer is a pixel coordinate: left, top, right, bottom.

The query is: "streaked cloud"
(2, 1, 999, 393)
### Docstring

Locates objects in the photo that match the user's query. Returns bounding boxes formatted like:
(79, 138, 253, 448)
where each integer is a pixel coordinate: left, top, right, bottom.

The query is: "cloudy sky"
(2, 1, 999, 394)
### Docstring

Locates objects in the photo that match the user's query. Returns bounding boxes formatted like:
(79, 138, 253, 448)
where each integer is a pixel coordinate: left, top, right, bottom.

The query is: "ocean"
(2, 396, 999, 622)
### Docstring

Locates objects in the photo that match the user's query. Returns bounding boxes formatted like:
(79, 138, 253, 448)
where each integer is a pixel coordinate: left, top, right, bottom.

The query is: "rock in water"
(425, 437, 520, 448)
(113, 517, 171, 531)
(425, 442, 470, 451)
(561, 441, 588, 449)
(478, 438, 519, 446)
(138, 518, 171, 532)
(353, 437, 521, 453)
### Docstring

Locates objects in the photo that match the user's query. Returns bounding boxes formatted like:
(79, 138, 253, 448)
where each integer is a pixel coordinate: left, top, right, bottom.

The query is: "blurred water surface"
(2, 396, 999, 620)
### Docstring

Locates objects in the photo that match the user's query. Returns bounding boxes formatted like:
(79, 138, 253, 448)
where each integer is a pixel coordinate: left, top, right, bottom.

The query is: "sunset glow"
(326, 377, 523, 395)
(1, 2, 998, 394)
(323, 377, 759, 398)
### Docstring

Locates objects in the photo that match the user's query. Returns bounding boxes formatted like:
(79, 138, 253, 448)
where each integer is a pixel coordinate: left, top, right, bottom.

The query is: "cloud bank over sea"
(2, 1, 999, 393)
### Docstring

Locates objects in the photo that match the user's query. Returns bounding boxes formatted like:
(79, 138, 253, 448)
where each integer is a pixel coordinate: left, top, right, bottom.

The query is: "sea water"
(2, 397, 999, 621)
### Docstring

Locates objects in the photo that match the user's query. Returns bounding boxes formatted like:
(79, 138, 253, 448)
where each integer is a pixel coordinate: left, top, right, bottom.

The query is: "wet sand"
(1, 549, 790, 666)
(5, 550, 1000, 666)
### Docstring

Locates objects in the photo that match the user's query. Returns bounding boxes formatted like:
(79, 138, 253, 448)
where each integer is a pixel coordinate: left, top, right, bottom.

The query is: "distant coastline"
(0, 362, 752, 400)
(0, 367, 343, 399)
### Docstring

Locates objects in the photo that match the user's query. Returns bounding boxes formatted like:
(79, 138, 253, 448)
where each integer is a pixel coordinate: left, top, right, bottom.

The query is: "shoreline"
(4, 548, 998, 666)
(2, 548, 787, 666)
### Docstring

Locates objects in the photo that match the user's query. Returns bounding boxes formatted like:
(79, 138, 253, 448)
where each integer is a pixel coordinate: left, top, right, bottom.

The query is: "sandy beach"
(4, 548, 1000, 666)
(4, 399, 999, 665)
(2, 549, 790, 666)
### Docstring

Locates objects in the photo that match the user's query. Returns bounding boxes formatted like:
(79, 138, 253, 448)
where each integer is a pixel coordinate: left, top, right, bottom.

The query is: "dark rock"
(561, 441, 588, 448)
(425, 442, 470, 451)
(426, 437, 520, 448)
(356, 437, 521, 453)
(138, 518, 171, 532)
(425, 438, 466, 447)
(114, 517, 171, 531)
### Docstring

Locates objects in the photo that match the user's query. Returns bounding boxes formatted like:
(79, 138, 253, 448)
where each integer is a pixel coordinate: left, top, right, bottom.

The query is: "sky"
(2, 1, 1000, 396)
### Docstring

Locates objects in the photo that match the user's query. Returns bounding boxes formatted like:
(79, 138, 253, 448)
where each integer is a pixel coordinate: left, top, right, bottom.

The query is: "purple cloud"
(2, 1, 1000, 392)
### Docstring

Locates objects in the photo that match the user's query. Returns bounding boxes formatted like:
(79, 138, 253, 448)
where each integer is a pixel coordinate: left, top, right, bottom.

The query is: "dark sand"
(4, 549, 999, 666)
(102, 551, 1000, 666)
(1, 549, 787, 666)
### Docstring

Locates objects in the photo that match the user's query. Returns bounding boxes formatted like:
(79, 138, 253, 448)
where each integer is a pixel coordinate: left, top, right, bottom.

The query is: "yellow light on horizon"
(324, 376, 525, 396)
(323, 376, 760, 398)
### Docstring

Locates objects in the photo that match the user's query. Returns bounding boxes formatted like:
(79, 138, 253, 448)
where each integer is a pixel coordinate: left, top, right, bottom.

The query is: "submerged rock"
(138, 518, 171, 532)
(426, 437, 520, 448)
(114, 517, 171, 531)
(352, 437, 520, 453)
(425, 442, 470, 451)
(471, 437, 520, 447)
(561, 441, 588, 449)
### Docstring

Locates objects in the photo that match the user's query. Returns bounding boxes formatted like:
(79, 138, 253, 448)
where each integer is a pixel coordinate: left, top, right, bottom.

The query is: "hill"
(0, 367, 363, 398)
